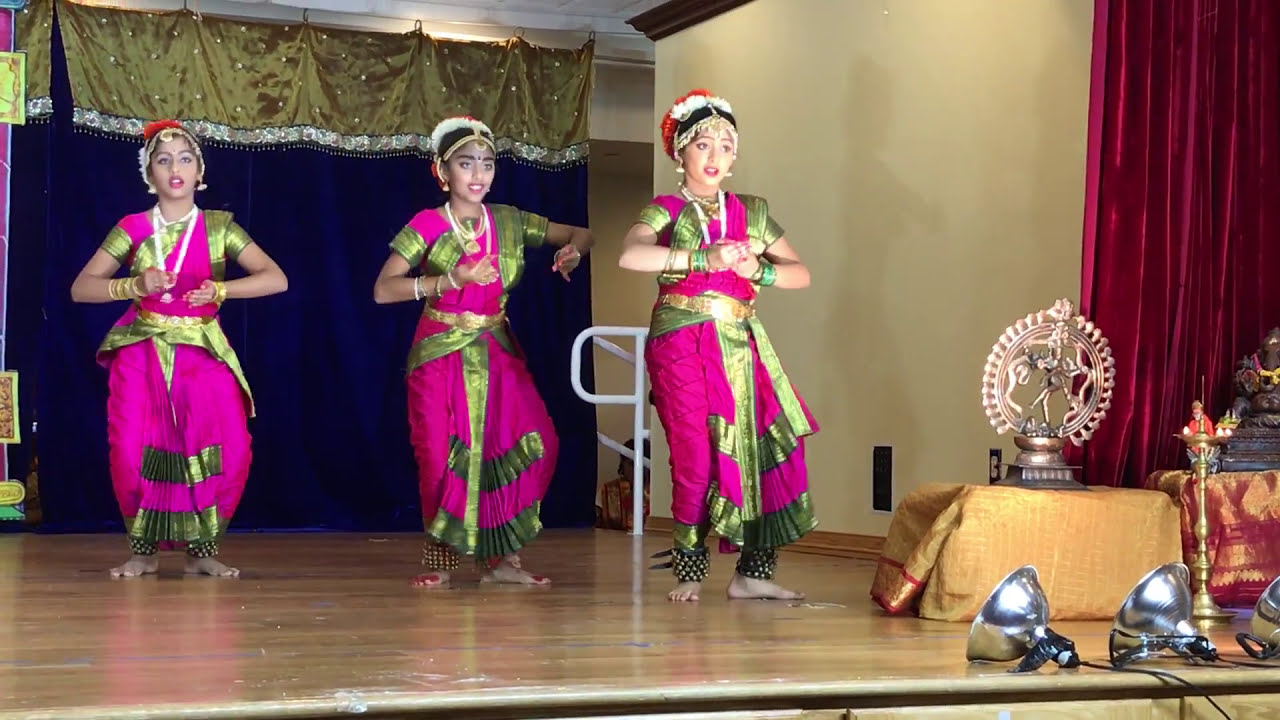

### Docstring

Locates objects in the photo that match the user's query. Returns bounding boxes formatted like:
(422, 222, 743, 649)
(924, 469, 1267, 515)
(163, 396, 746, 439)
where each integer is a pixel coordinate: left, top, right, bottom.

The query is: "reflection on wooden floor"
(0, 530, 1279, 720)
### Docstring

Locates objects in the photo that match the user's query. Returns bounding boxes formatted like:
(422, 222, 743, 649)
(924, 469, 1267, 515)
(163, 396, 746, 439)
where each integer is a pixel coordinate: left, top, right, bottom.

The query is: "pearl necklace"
(686, 189, 725, 247)
(445, 201, 489, 255)
(150, 205, 198, 303)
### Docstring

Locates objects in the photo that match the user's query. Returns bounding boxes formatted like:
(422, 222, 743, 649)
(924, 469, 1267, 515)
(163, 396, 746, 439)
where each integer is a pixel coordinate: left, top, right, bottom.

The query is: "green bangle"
(757, 262, 777, 287)
(690, 249, 709, 273)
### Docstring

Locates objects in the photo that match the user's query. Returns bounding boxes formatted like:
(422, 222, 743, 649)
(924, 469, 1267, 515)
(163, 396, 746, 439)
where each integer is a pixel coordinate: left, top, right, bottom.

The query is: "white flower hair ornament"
(660, 89, 738, 161)
(670, 94, 733, 124)
(430, 116, 496, 160)
(138, 120, 207, 194)
(428, 116, 497, 189)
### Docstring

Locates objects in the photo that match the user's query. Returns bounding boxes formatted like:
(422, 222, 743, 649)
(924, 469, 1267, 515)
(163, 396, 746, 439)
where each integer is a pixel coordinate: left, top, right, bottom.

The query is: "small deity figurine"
(1183, 400, 1221, 472)
(1183, 400, 1216, 437)
(1228, 328, 1280, 428)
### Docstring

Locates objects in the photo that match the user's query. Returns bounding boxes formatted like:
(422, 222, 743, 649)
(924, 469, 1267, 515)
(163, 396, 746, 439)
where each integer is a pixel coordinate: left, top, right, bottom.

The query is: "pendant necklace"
(445, 202, 488, 256)
(681, 185, 721, 218)
(687, 189, 725, 248)
(150, 205, 198, 303)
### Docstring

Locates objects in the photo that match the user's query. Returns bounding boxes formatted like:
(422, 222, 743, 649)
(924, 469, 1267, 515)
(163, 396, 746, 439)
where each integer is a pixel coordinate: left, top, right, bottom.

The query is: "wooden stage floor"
(2, 531, 1280, 720)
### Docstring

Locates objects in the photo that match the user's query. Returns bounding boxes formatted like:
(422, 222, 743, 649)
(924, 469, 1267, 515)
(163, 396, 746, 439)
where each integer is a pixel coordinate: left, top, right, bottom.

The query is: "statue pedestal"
(993, 436, 1087, 490)
(1220, 426, 1280, 472)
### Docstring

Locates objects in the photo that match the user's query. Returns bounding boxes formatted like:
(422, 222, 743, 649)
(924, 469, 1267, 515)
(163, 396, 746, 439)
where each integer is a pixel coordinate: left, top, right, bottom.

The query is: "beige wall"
(642, 0, 1093, 536)
(588, 143, 657, 492)
(591, 64, 658, 144)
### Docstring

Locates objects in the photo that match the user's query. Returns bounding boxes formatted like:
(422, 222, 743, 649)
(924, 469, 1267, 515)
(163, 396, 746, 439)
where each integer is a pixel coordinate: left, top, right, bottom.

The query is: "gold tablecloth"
(870, 483, 1182, 622)
(1147, 470, 1280, 607)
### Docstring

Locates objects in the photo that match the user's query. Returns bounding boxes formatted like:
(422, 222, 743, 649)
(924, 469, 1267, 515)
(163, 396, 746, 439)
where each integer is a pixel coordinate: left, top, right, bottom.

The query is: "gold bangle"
(212, 281, 227, 305)
(111, 277, 135, 300)
(662, 249, 678, 274)
(131, 276, 145, 298)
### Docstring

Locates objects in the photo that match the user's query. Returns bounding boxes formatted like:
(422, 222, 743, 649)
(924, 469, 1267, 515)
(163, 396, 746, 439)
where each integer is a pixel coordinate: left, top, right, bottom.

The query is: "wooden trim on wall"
(644, 516, 885, 561)
(627, 0, 758, 42)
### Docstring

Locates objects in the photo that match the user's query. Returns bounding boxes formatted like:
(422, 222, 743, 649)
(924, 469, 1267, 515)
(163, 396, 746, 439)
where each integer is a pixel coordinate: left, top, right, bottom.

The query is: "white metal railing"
(570, 326, 649, 535)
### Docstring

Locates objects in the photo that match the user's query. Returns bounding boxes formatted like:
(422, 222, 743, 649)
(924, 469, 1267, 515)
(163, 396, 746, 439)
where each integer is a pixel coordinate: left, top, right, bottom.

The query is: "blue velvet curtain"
(8, 20, 598, 534)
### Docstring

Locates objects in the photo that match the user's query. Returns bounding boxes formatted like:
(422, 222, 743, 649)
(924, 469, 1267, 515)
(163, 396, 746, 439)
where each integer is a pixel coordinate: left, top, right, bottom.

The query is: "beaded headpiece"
(138, 120, 206, 194)
(429, 116, 496, 188)
(660, 89, 737, 161)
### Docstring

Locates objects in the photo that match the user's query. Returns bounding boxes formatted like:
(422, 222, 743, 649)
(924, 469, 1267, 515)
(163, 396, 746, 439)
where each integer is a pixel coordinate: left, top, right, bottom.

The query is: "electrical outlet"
(872, 446, 893, 512)
(989, 448, 1003, 484)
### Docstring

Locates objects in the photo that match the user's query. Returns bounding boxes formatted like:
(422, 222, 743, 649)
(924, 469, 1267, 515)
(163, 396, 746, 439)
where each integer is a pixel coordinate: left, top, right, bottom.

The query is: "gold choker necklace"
(681, 187, 720, 216)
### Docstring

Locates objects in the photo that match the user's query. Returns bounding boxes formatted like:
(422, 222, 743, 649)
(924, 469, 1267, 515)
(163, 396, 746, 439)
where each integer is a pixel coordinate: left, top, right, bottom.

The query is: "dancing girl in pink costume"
(373, 116, 595, 589)
(70, 120, 289, 579)
(618, 90, 819, 602)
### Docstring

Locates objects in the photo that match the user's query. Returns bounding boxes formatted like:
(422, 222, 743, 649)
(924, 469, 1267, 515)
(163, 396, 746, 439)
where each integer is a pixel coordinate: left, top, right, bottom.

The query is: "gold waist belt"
(137, 309, 215, 327)
(423, 305, 506, 331)
(657, 293, 755, 322)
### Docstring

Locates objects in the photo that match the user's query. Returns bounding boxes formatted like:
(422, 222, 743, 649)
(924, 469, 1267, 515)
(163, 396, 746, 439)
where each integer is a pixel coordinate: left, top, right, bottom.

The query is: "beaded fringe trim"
(72, 108, 589, 168)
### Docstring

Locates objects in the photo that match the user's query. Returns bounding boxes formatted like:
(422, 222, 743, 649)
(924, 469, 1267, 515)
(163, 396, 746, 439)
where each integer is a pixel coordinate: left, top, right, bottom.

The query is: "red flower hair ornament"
(660, 88, 736, 161)
(143, 119, 185, 142)
(138, 119, 206, 194)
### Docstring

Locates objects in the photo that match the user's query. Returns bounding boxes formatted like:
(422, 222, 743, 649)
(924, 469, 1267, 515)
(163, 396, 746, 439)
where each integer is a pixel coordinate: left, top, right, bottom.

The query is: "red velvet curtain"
(1079, 0, 1280, 487)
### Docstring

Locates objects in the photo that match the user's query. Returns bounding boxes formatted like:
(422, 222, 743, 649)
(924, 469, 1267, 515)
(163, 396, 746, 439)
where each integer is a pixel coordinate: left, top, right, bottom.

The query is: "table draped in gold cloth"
(1147, 470, 1280, 607)
(870, 483, 1183, 622)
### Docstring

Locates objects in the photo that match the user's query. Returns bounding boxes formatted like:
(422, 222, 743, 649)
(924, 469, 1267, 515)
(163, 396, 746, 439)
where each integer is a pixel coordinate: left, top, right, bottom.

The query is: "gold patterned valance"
(15, 0, 53, 120)
(51, 0, 593, 164)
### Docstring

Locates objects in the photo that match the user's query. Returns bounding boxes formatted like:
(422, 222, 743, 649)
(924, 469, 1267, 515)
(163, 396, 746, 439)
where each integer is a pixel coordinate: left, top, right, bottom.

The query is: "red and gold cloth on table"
(870, 483, 1182, 621)
(1147, 470, 1280, 607)
(597, 475, 650, 533)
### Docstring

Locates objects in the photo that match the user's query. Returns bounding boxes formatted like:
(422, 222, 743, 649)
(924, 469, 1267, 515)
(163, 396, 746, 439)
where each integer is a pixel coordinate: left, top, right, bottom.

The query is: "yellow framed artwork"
(0, 371, 18, 444)
(0, 51, 25, 126)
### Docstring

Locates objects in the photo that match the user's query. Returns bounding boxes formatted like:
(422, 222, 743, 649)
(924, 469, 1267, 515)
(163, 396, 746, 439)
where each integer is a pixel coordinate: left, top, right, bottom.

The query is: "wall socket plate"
(873, 446, 893, 512)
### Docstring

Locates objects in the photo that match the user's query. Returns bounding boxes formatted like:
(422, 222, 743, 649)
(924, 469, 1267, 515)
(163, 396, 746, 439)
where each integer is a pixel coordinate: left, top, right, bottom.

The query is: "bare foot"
(727, 573, 804, 600)
(668, 581, 702, 602)
(410, 571, 451, 588)
(184, 556, 240, 578)
(481, 556, 550, 586)
(109, 554, 158, 579)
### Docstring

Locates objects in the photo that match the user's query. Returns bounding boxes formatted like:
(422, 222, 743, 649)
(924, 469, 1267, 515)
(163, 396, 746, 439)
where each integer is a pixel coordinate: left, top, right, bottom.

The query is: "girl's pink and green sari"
(638, 192, 818, 575)
(390, 204, 559, 565)
(96, 210, 255, 554)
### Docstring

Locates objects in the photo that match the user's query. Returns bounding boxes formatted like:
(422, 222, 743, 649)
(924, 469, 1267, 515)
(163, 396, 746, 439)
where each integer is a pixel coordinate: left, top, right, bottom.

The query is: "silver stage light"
(966, 565, 1080, 673)
(1237, 575, 1280, 660)
(1109, 563, 1217, 666)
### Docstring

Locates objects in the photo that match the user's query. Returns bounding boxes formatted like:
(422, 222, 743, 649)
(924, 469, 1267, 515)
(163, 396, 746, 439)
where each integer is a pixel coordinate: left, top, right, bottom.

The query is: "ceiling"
(125, 0, 664, 63)
(226, 0, 665, 36)
(358, 0, 668, 30)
